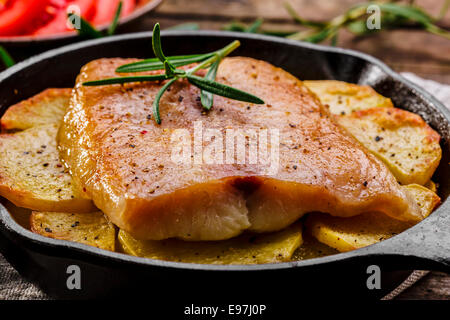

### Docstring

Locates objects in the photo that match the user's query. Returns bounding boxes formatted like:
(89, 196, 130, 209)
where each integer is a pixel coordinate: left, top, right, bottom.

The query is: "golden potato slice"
(337, 107, 441, 185)
(291, 232, 339, 260)
(305, 212, 414, 252)
(306, 184, 439, 252)
(0, 124, 95, 213)
(118, 222, 303, 265)
(424, 180, 438, 193)
(1, 88, 71, 131)
(303, 80, 393, 115)
(30, 211, 115, 251)
(403, 184, 440, 218)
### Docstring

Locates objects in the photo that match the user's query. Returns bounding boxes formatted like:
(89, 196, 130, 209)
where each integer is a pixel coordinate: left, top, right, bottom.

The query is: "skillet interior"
(0, 31, 448, 299)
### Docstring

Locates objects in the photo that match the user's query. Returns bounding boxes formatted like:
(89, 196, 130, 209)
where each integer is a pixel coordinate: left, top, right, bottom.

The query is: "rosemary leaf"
(83, 74, 168, 86)
(426, 24, 450, 40)
(331, 34, 338, 46)
(187, 75, 264, 105)
(346, 20, 368, 35)
(438, 0, 450, 20)
(0, 46, 14, 68)
(164, 60, 176, 77)
(379, 3, 433, 26)
(284, 2, 327, 28)
(116, 53, 214, 73)
(223, 22, 247, 32)
(245, 18, 263, 33)
(304, 28, 334, 43)
(201, 61, 220, 110)
(153, 78, 177, 124)
(152, 23, 167, 62)
(107, 1, 123, 36)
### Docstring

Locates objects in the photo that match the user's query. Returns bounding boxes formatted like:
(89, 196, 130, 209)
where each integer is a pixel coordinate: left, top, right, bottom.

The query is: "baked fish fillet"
(58, 57, 421, 240)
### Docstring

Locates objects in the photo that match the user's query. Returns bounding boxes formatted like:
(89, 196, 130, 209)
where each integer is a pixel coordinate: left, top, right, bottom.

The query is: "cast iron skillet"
(0, 31, 449, 300)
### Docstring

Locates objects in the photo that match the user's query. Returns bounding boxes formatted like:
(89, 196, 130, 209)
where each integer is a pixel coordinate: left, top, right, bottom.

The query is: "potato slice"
(1, 88, 71, 131)
(403, 184, 440, 218)
(0, 124, 95, 212)
(30, 211, 115, 251)
(306, 184, 439, 252)
(424, 180, 438, 193)
(291, 232, 339, 260)
(306, 212, 414, 252)
(118, 222, 303, 264)
(337, 107, 441, 185)
(303, 80, 393, 115)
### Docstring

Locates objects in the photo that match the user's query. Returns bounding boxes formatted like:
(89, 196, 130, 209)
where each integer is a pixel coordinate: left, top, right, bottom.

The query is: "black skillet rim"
(0, 30, 449, 272)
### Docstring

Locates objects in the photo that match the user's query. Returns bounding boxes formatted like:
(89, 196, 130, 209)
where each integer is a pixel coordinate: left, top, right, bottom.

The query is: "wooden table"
(134, 0, 449, 300)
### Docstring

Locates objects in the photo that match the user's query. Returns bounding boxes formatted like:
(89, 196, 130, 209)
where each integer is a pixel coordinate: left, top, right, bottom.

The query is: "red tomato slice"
(91, 0, 135, 27)
(33, 0, 96, 36)
(0, 0, 51, 36)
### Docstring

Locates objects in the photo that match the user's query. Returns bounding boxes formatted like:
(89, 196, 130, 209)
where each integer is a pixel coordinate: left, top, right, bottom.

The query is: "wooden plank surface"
(398, 272, 450, 300)
(141, 0, 450, 300)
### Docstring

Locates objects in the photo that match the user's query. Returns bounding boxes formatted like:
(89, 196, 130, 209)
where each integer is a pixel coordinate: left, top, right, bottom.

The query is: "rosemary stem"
(187, 40, 240, 74)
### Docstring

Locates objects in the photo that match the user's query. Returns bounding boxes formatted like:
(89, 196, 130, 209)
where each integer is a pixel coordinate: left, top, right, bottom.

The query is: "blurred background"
(1, 0, 449, 83)
(127, 0, 450, 84)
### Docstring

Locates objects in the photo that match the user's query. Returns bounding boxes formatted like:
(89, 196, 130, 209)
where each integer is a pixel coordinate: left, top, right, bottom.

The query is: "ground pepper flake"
(375, 136, 383, 142)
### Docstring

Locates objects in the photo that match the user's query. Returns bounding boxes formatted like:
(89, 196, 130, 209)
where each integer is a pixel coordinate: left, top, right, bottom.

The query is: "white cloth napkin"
(0, 73, 449, 300)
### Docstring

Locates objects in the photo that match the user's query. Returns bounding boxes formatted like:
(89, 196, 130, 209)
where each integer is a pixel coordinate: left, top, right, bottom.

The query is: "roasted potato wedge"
(337, 107, 441, 185)
(30, 211, 115, 251)
(118, 222, 303, 264)
(306, 183, 439, 252)
(1, 88, 71, 131)
(304, 80, 394, 115)
(0, 124, 95, 212)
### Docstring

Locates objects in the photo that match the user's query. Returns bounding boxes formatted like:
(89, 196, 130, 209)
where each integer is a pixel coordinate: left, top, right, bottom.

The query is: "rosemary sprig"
(0, 46, 14, 68)
(68, 1, 123, 38)
(83, 23, 264, 124)
(223, 1, 450, 45)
